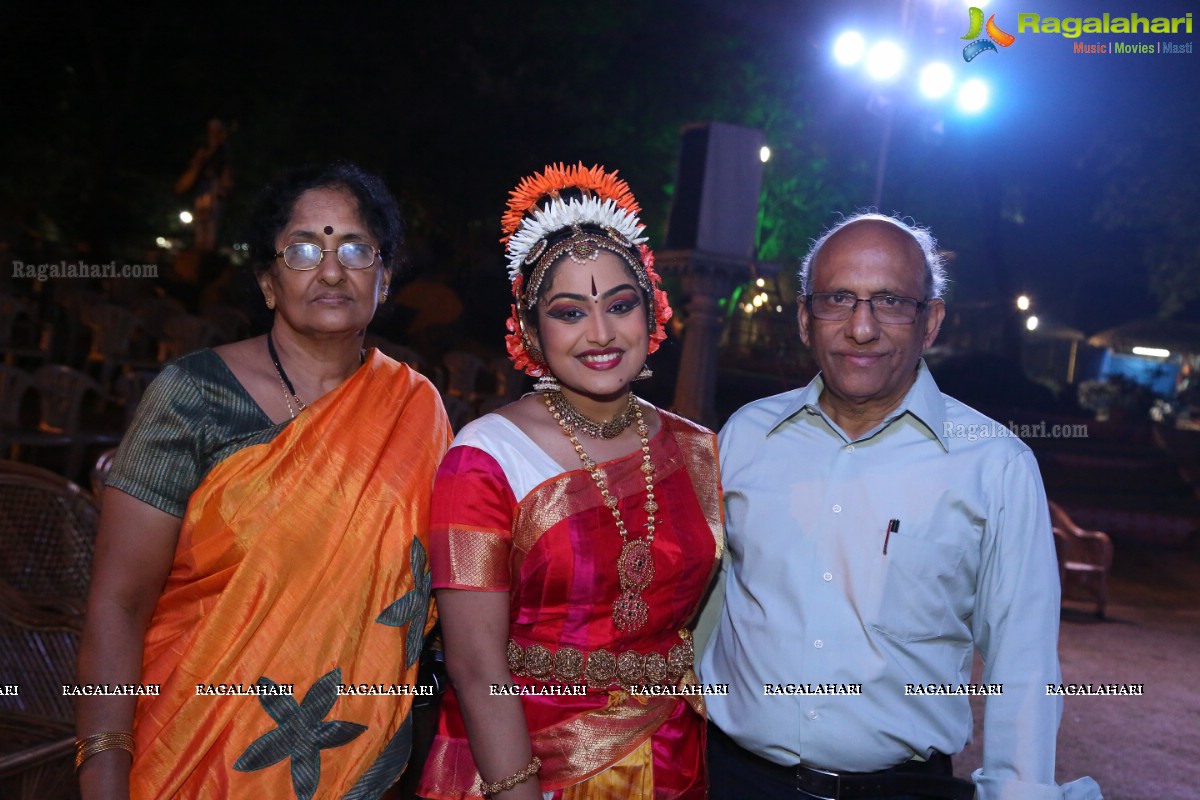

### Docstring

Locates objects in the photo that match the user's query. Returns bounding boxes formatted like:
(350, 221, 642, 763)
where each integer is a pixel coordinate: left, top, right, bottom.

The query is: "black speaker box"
(665, 122, 766, 258)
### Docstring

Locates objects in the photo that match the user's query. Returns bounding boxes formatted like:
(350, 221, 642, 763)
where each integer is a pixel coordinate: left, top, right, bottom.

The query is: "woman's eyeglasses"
(274, 242, 380, 271)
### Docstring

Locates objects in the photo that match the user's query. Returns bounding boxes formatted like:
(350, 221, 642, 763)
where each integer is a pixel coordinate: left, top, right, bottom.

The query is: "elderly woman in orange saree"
(75, 163, 451, 800)
(418, 164, 722, 800)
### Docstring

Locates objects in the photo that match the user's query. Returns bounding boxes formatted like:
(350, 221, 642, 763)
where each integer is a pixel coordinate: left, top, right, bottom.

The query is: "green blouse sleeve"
(107, 363, 211, 518)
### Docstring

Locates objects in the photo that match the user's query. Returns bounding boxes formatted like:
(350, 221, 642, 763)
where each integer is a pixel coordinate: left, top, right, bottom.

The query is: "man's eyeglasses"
(274, 242, 380, 271)
(805, 292, 927, 324)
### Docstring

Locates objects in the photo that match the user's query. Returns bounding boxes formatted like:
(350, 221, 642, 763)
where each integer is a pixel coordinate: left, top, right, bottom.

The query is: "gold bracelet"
(74, 731, 135, 771)
(480, 755, 541, 797)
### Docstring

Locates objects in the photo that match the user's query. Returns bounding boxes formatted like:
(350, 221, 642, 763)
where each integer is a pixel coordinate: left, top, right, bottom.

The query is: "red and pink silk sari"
(419, 409, 722, 799)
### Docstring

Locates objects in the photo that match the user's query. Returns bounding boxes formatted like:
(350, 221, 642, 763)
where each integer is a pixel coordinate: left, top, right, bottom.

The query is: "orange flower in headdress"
(640, 245, 673, 355)
(504, 275, 545, 377)
(500, 163, 642, 244)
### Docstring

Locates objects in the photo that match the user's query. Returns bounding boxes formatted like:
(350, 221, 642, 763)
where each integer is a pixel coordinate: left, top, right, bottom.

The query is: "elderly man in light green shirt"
(700, 214, 1101, 800)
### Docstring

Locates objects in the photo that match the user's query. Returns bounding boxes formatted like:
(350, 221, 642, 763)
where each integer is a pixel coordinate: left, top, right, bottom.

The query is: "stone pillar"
(657, 250, 752, 428)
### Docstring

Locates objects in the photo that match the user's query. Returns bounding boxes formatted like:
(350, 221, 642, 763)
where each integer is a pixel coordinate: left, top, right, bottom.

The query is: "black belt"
(710, 724, 975, 800)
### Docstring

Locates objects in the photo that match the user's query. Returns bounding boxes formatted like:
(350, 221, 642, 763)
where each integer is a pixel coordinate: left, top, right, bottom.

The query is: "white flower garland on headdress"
(505, 195, 648, 282)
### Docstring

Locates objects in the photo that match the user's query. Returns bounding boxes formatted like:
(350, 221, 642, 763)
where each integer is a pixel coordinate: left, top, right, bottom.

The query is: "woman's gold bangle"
(74, 731, 135, 771)
(480, 755, 541, 797)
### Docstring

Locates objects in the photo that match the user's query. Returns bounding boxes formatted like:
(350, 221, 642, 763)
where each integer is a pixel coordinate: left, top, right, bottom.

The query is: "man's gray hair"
(797, 213, 948, 300)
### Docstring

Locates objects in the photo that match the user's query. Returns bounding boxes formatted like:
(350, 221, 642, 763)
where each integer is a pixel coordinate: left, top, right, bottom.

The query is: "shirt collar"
(768, 359, 950, 451)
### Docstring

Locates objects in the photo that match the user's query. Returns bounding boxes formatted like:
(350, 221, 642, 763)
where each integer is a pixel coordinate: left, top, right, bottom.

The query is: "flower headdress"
(502, 163, 673, 376)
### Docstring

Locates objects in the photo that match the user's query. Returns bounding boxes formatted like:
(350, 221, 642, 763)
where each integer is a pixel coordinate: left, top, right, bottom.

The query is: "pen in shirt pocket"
(883, 519, 899, 555)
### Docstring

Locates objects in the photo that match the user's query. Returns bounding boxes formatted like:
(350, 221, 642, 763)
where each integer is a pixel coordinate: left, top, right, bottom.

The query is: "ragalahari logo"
(962, 6, 1016, 61)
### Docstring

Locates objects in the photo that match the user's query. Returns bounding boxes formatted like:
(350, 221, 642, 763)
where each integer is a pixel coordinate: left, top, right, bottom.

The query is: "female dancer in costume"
(419, 164, 721, 799)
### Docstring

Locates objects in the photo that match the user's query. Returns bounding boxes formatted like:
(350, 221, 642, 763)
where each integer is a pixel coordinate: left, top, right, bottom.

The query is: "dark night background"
(3, 6, 1199, 796)
(3, 0, 1198, 350)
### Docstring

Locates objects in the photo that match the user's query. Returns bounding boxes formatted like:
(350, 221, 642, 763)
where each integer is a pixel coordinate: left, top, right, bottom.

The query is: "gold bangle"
(480, 755, 541, 797)
(74, 731, 135, 771)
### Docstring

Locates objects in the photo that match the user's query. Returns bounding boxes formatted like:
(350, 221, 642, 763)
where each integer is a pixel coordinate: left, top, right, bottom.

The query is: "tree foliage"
(2, 2, 858, 277)
(1088, 113, 1200, 319)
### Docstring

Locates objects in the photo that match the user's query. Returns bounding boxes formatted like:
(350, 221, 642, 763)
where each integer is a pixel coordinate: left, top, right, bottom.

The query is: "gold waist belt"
(507, 629, 694, 689)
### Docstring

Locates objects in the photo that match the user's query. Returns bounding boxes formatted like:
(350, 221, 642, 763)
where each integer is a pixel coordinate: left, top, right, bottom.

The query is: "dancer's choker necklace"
(541, 390, 636, 439)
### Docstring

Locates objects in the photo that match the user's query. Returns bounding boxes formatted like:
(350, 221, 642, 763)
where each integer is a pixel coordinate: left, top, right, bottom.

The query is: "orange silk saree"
(130, 351, 451, 800)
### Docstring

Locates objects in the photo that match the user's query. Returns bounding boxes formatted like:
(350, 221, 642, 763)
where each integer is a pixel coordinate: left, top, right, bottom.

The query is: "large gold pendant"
(613, 540, 655, 631)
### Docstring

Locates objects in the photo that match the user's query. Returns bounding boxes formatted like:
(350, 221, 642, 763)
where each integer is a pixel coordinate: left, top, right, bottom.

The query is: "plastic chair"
(1049, 501, 1114, 618)
(0, 366, 37, 463)
(0, 364, 35, 438)
(440, 393, 475, 433)
(442, 351, 485, 401)
(132, 295, 187, 356)
(157, 314, 221, 362)
(490, 355, 526, 403)
(112, 369, 159, 429)
(81, 303, 144, 388)
(364, 335, 423, 372)
(0, 295, 51, 367)
(200, 304, 250, 344)
(29, 366, 121, 480)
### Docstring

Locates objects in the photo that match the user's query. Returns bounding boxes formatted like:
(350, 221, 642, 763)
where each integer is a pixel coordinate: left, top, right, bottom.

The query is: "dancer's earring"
(533, 372, 560, 392)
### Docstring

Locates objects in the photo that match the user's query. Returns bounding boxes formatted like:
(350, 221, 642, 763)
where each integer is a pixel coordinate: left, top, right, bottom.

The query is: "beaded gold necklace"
(544, 390, 657, 632)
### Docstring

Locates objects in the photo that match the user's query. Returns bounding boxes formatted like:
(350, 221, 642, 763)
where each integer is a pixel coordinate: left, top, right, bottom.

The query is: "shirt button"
(823, 572, 833, 582)
(814, 640, 823, 648)
(807, 710, 819, 720)
(846, 445, 855, 453)
(832, 504, 842, 513)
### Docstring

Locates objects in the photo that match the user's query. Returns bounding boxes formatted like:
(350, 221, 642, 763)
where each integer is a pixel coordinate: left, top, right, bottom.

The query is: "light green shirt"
(701, 362, 1067, 799)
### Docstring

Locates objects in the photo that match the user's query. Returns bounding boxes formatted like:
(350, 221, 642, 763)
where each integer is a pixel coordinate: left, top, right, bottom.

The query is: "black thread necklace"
(266, 331, 307, 418)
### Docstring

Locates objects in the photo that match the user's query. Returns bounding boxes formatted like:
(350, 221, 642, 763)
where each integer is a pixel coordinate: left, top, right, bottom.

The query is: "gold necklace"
(544, 391, 657, 632)
(543, 389, 637, 439)
(267, 332, 307, 419)
(276, 372, 304, 419)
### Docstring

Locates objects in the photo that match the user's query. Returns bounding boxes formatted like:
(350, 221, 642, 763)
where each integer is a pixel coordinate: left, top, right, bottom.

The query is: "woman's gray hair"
(798, 213, 947, 299)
